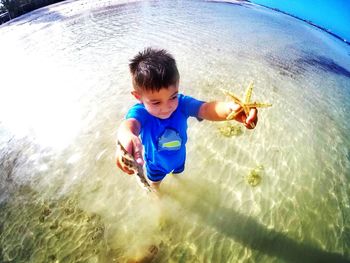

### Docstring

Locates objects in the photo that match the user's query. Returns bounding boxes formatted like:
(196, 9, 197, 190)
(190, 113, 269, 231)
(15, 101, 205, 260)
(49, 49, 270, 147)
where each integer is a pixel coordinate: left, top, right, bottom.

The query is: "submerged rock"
(246, 165, 264, 187)
(218, 123, 243, 137)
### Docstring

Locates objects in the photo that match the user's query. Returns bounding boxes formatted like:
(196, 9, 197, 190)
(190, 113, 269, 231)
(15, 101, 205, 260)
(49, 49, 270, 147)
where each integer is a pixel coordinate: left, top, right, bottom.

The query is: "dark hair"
(129, 47, 179, 92)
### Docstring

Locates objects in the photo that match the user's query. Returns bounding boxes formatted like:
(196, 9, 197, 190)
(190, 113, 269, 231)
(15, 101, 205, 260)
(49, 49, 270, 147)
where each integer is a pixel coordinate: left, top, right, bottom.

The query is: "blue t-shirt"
(126, 94, 204, 174)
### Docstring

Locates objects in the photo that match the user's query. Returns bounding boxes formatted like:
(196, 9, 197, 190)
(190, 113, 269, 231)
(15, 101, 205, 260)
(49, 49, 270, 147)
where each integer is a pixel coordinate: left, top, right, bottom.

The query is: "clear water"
(0, 0, 350, 262)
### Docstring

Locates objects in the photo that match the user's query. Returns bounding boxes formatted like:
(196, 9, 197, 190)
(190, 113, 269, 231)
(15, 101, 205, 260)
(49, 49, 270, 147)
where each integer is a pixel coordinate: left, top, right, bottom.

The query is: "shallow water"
(0, 0, 350, 262)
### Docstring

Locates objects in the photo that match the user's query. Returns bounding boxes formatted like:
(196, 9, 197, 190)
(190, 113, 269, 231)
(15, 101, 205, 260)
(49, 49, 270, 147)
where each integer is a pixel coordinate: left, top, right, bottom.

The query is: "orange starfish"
(221, 82, 272, 121)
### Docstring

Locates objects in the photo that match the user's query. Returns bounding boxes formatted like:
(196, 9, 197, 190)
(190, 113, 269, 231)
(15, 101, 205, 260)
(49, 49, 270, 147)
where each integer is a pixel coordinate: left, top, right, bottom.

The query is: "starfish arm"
(243, 106, 250, 117)
(221, 89, 243, 105)
(226, 107, 243, 120)
(245, 82, 254, 104)
(245, 102, 272, 108)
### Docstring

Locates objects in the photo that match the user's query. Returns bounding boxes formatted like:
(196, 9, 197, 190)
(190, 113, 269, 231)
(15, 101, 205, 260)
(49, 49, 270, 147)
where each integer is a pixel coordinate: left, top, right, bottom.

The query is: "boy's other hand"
(116, 135, 144, 175)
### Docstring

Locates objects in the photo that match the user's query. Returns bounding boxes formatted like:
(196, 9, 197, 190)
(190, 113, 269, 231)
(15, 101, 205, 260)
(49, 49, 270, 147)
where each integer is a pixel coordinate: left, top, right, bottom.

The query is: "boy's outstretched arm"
(198, 101, 258, 129)
(116, 118, 144, 174)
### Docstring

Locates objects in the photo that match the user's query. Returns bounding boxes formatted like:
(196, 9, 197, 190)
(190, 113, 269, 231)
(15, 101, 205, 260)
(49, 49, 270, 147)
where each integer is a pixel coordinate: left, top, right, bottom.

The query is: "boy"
(116, 47, 257, 189)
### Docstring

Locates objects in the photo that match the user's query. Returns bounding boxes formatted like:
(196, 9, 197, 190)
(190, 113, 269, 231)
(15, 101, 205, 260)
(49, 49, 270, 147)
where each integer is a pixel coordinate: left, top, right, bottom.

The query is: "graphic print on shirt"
(157, 128, 182, 151)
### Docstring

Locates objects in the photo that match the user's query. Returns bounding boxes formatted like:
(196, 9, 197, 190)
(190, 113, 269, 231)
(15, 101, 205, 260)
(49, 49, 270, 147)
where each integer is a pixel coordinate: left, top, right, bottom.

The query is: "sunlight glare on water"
(0, 0, 349, 262)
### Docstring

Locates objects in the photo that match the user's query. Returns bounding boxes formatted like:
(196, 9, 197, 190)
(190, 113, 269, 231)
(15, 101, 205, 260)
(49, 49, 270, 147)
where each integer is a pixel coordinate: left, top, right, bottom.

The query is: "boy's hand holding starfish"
(221, 82, 272, 129)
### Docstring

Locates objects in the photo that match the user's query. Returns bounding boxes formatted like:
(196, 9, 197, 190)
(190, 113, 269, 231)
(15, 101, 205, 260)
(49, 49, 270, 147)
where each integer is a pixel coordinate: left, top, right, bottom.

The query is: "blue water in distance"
(250, 0, 350, 43)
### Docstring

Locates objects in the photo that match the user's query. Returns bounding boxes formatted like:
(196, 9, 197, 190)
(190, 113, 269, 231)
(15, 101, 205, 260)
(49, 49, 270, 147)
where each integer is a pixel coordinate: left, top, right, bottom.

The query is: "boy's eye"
(151, 102, 160, 105)
(170, 96, 178, 100)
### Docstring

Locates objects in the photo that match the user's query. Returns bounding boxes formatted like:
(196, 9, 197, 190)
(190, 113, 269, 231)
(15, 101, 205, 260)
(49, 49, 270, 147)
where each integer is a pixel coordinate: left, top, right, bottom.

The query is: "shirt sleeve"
(125, 103, 149, 127)
(179, 94, 205, 118)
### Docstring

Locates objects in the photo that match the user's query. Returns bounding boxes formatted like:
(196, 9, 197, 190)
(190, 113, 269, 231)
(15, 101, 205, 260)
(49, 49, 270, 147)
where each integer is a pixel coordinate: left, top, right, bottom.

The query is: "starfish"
(221, 82, 272, 122)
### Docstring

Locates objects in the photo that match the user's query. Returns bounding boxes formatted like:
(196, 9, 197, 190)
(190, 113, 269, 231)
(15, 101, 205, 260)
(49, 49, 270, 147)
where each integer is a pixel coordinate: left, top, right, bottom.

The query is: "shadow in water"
(163, 178, 350, 263)
(265, 49, 350, 79)
(298, 55, 350, 78)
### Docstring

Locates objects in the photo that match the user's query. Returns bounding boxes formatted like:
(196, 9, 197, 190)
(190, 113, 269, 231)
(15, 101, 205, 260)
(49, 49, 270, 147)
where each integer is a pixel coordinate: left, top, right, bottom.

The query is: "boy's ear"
(131, 90, 142, 102)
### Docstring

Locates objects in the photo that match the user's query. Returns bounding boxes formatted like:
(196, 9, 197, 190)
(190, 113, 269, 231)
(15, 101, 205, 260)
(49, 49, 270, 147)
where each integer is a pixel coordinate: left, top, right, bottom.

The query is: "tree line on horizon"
(0, 0, 65, 23)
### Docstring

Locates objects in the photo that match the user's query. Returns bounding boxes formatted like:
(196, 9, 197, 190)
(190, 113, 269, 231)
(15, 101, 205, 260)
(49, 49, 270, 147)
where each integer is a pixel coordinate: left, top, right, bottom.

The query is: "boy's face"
(132, 83, 179, 119)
